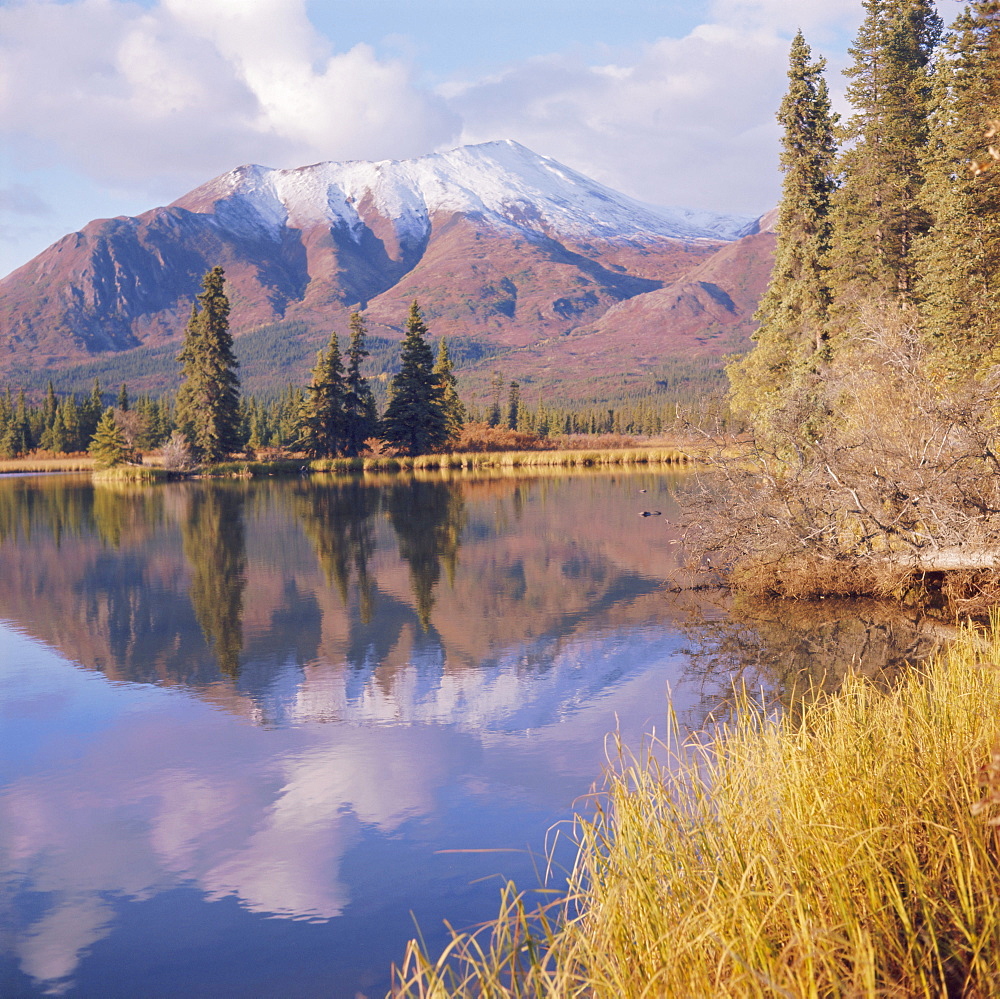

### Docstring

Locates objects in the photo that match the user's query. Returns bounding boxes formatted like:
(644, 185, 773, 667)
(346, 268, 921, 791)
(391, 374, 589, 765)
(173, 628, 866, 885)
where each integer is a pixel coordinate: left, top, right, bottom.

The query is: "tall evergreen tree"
(343, 312, 378, 456)
(381, 302, 449, 456)
(487, 372, 505, 428)
(433, 338, 466, 446)
(89, 408, 133, 468)
(916, 0, 1000, 367)
(79, 378, 104, 443)
(506, 380, 521, 430)
(829, 0, 942, 301)
(0, 390, 32, 458)
(299, 332, 347, 458)
(729, 32, 837, 427)
(175, 266, 241, 462)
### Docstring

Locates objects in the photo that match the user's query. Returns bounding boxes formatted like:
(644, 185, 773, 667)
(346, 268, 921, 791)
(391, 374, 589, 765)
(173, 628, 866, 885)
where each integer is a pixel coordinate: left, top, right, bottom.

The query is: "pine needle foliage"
(434, 338, 467, 447)
(829, 0, 942, 302)
(728, 31, 837, 431)
(175, 266, 241, 462)
(88, 407, 133, 468)
(916, 0, 1000, 371)
(382, 302, 449, 456)
(343, 312, 379, 457)
(298, 332, 347, 458)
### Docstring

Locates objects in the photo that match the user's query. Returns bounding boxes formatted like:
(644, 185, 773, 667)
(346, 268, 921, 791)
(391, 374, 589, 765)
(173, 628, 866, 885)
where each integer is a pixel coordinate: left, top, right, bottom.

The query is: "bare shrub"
(112, 407, 148, 449)
(360, 437, 401, 457)
(160, 431, 196, 472)
(683, 304, 1000, 608)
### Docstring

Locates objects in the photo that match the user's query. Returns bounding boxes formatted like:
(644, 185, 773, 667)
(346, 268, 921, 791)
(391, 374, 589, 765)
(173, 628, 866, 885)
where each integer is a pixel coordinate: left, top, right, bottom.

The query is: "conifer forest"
(689, 0, 1000, 609)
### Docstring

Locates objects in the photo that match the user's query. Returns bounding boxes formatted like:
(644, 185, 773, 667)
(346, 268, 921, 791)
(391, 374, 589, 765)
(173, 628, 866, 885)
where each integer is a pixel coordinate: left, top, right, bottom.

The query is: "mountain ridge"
(0, 141, 773, 404)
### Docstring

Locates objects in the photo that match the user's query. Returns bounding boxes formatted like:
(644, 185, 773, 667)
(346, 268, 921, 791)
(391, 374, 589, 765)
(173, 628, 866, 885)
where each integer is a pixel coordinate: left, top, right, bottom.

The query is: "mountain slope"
(0, 141, 770, 402)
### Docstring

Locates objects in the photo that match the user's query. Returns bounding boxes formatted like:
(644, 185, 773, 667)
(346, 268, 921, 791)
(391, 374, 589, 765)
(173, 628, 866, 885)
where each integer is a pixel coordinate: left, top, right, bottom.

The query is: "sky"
(0, 0, 946, 278)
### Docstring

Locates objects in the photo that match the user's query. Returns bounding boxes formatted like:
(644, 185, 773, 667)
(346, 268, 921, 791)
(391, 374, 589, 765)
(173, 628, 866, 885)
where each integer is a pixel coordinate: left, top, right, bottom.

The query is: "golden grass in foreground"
(395, 625, 1000, 998)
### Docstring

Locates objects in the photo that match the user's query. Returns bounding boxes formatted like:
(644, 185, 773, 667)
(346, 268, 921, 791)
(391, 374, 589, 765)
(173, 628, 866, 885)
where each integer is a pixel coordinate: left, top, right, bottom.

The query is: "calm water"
(0, 470, 936, 997)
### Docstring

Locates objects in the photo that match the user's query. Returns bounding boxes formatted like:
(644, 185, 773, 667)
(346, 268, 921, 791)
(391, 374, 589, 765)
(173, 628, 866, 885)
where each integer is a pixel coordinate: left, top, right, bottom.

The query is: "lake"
(0, 469, 937, 997)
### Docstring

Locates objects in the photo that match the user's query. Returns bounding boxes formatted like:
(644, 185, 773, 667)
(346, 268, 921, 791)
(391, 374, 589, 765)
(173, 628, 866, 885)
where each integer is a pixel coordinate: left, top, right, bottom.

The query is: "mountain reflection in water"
(0, 470, 945, 998)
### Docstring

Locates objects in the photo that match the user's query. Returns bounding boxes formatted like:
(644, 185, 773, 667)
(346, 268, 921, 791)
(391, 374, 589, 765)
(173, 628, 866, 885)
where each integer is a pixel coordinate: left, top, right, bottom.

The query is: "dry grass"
(92, 464, 169, 483)
(308, 446, 696, 476)
(394, 622, 1000, 998)
(0, 454, 95, 473)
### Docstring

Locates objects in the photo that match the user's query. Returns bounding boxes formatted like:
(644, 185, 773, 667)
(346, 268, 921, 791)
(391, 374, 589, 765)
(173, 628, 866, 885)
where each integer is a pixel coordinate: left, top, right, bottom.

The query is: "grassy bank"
(92, 464, 171, 483)
(0, 454, 95, 473)
(309, 445, 699, 475)
(2, 442, 711, 480)
(395, 624, 1000, 998)
(199, 445, 698, 478)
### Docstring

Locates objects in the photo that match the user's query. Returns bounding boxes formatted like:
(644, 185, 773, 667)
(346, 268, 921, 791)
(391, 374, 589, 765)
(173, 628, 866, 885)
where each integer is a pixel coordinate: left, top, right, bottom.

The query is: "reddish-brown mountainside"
(0, 142, 772, 400)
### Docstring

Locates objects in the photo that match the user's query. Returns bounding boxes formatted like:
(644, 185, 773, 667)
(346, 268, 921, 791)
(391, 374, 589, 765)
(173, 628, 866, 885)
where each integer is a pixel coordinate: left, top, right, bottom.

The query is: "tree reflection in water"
(182, 484, 247, 677)
(385, 479, 466, 630)
(677, 594, 946, 724)
(295, 479, 380, 623)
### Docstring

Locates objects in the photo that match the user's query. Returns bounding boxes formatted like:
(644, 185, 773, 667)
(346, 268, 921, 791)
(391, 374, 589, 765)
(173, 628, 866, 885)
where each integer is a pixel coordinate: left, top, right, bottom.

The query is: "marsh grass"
(92, 464, 168, 483)
(395, 624, 1000, 998)
(307, 446, 697, 476)
(0, 455, 95, 473)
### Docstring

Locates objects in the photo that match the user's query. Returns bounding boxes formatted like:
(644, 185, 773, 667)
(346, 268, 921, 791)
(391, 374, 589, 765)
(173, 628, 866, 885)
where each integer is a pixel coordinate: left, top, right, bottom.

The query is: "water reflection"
(182, 485, 247, 676)
(0, 470, 948, 997)
(295, 479, 379, 620)
(385, 480, 465, 630)
(678, 594, 946, 722)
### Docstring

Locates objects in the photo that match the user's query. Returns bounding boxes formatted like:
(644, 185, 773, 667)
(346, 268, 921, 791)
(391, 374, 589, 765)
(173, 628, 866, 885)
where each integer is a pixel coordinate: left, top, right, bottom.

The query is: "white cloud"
(446, 24, 791, 215)
(0, 0, 460, 192)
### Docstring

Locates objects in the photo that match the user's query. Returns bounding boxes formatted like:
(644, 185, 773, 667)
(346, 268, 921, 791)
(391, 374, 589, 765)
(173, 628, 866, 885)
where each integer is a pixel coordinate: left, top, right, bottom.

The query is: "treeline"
(729, 0, 998, 426)
(690, 0, 1000, 605)
(0, 274, 690, 461)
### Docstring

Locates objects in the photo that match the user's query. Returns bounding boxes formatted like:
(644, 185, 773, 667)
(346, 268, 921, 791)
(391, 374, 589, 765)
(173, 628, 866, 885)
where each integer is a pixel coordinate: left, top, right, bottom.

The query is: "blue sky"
(0, 0, 919, 278)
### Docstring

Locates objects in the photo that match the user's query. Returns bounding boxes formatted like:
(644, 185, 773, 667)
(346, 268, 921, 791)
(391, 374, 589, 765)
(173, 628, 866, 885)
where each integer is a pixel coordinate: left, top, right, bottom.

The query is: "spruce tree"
(299, 332, 347, 458)
(728, 31, 838, 427)
(506, 380, 521, 430)
(0, 391, 32, 458)
(433, 338, 466, 446)
(60, 397, 81, 453)
(916, 0, 1000, 368)
(79, 378, 103, 443)
(89, 408, 132, 468)
(343, 312, 378, 456)
(829, 0, 942, 301)
(50, 408, 68, 455)
(175, 266, 241, 463)
(487, 372, 505, 427)
(382, 302, 449, 456)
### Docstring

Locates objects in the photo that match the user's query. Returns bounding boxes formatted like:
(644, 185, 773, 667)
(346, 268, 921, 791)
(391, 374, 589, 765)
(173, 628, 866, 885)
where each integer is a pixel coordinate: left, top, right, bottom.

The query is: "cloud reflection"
(0, 642, 469, 992)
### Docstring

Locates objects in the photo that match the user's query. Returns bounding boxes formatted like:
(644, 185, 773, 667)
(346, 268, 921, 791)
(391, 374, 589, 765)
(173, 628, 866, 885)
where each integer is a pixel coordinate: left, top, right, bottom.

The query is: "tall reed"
(395, 624, 1000, 997)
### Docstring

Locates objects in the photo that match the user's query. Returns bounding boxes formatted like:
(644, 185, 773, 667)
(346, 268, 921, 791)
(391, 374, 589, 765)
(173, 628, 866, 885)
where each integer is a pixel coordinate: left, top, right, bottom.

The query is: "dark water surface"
(0, 470, 935, 997)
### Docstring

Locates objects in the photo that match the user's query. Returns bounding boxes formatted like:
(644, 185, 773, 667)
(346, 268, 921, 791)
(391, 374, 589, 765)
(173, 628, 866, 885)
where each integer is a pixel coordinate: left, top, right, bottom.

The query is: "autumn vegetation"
(689, 0, 1000, 611)
(392, 3, 1000, 995)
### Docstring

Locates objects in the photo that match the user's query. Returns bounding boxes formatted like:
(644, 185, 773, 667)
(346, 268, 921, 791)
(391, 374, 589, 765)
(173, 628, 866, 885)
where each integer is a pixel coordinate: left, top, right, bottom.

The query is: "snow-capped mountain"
(174, 140, 756, 246)
(0, 141, 772, 398)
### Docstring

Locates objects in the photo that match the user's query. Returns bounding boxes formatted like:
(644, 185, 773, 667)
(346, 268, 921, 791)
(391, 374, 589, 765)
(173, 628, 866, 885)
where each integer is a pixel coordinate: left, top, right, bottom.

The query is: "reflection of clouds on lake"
(0, 632, 466, 993)
(15, 896, 114, 995)
(0, 614, 687, 994)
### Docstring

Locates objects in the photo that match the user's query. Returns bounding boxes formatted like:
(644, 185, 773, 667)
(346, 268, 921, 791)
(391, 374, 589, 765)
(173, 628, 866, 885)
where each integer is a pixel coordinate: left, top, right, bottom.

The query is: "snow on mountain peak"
(172, 141, 757, 245)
